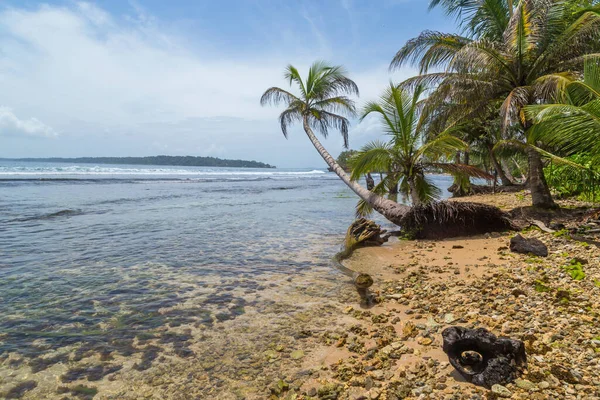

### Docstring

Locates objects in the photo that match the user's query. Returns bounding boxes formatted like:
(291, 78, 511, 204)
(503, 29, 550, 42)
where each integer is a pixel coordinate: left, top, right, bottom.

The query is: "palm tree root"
(399, 201, 517, 239)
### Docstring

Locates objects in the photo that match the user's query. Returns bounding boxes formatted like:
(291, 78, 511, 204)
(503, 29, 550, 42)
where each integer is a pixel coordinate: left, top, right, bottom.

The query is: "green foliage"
(593, 279, 600, 288)
(13, 155, 275, 169)
(545, 154, 600, 202)
(336, 150, 358, 171)
(261, 61, 359, 147)
(562, 260, 586, 280)
(395, 0, 600, 208)
(534, 280, 552, 293)
(349, 82, 490, 214)
(553, 229, 572, 238)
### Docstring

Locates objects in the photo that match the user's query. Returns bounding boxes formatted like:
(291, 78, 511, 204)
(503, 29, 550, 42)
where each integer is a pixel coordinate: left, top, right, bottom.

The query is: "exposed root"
(400, 201, 517, 239)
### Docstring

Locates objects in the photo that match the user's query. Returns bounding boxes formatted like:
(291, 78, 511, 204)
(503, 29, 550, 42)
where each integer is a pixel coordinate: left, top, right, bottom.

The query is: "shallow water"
(0, 161, 453, 398)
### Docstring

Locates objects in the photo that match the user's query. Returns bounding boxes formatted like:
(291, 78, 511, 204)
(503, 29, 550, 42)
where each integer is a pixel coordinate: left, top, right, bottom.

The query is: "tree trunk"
(301, 116, 515, 237)
(365, 173, 374, 190)
(488, 144, 513, 186)
(408, 178, 420, 206)
(389, 177, 399, 196)
(302, 117, 409, 224)
(527, 147, 557, 209)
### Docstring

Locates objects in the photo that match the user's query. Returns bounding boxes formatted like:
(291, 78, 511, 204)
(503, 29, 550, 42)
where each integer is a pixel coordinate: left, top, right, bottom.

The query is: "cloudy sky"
(0, 1, 456, 168)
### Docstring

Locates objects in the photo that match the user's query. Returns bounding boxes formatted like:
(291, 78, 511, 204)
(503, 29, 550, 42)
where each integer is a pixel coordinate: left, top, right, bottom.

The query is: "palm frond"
(412, 173, 442, 204)
(284, 65, 307, 98)
(428, 162, 495, 180)
(278, 107, 303, 138)
(260, 87, 301, 106)
(390, 30, 472, 72)
(415, 133, 468, 160)
(349, 141, 393, 180)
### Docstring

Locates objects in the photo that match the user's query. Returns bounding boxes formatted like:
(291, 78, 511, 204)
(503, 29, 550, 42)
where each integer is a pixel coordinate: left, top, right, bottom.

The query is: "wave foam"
(0, 165, 327, 176)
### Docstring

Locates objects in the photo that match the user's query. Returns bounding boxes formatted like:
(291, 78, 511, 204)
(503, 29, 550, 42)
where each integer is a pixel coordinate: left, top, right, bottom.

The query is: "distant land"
(5, 156, 276, 169)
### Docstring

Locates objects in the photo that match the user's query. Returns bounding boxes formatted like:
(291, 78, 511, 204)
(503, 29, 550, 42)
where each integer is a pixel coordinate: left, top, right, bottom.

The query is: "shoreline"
(287, 192, 600, 399)
(2, 191, 599, 399)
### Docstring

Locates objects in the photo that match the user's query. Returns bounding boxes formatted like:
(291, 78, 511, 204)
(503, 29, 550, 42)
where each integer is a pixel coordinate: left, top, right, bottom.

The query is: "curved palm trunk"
(302, 117, 409, 224)
(527, 147, 557, 209)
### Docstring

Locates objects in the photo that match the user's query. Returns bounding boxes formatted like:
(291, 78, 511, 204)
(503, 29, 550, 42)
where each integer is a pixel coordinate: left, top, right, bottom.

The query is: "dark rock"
(550, 365, 580, 384)
(442, 326, 527, 388)
(509, 234, 548, 257)
(571, 257, 588, 265)
(4, 381, 37, 399)
(550, 222, 565, 231)
(452, 245, 464, 249)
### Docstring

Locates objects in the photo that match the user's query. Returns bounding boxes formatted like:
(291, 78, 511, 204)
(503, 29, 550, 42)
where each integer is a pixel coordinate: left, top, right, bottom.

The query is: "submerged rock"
(510, 234, 548, 257)
(442, 326, 527, 388)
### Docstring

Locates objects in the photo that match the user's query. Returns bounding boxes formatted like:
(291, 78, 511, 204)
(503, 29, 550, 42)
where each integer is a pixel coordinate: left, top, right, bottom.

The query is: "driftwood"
(529, 219, 556, 233)
(333, 218, 387, 304)
(343, 218, 389, 251)
(442, 326, 527, 388)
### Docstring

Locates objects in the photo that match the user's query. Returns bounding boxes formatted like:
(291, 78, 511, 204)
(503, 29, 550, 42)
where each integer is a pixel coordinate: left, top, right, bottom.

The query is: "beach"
(1, 163, 599, 399)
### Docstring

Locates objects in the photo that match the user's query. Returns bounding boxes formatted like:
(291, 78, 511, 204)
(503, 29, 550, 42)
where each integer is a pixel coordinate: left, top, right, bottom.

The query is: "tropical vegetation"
(262, 0, 600, 233)
(391, 0, 600, 208)
(349, 83, 491, 216)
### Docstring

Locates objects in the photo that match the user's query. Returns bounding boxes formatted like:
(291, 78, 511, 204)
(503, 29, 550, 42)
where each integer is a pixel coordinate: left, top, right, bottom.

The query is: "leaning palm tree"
(350, 83, 492, 216)
(261, 62, 514, 237)
(392, 0, 600, 208)
(260, 61, 410, 224)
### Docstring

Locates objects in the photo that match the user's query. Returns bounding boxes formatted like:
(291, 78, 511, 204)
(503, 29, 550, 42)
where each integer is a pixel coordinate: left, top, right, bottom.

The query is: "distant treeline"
(9, 156, 276, 169)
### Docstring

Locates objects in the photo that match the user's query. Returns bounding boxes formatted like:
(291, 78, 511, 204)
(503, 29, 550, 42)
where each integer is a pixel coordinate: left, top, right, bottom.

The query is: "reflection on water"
(0, 162, 454, 398)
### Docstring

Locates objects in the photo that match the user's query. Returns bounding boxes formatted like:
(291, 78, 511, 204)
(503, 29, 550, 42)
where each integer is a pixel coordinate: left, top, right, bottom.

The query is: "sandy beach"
(280, 193, 600, 400)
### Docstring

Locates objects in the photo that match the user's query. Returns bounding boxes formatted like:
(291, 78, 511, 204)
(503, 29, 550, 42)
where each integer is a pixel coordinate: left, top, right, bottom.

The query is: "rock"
(538, 381, 550, 389)
(515, 378, 536, 391)
(417, 337, 433, 346)
(442, 326, 527, 388)
(290, 350, 304, 360)
(510, 234, 548, 257)
(401, 321, 417, 339)
(491, 384, 512, 398)
(270, 379, 289, 395)
(318, 383, 343, 399)
(444, 313, 456, 324)
(452, 245, 464, 249)
(550, 365, 579, 384)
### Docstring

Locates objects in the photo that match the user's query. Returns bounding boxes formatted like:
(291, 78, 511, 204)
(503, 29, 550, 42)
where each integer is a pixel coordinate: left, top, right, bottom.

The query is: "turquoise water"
(0, 160, 454, 398)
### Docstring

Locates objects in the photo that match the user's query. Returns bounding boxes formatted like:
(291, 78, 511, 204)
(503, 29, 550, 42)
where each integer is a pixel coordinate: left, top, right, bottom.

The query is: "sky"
(0, 0, 457, 168)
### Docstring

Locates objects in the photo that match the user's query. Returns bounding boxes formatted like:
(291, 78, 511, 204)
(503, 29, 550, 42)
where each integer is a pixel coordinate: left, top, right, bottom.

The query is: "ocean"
(0, 160, 454, 398)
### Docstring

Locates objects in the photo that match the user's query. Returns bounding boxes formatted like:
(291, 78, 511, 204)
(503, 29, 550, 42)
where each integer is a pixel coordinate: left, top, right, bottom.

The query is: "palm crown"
(260, 61, 359, 147)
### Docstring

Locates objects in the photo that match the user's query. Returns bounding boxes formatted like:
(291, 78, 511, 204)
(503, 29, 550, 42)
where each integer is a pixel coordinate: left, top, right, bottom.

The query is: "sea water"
(0, 160, 453, 398)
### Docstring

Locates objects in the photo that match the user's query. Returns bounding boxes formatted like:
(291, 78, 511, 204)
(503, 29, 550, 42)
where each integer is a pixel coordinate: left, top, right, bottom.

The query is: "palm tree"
(391, 0, 600, 208)
(349, 83, 492, 216)
(526, 55, 600, 161)
(260, 62, 410, 225)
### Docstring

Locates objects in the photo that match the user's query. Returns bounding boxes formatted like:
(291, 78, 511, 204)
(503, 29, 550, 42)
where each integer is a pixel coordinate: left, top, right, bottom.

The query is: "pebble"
(491, 384, 512, 398)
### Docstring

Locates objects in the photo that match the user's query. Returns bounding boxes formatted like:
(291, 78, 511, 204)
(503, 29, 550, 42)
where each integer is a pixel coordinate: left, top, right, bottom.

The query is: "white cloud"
(0, 107, 57, 138)
(0, 2, 417, 166)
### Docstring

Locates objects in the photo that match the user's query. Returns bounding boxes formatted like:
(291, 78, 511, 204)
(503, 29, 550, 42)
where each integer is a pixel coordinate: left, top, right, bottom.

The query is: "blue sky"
(0, 1, 456, 168)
